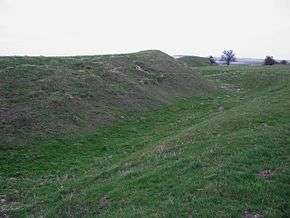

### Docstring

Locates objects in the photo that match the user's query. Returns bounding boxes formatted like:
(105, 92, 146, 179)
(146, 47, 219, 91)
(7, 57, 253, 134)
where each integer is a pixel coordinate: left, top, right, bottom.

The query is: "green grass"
(1, 65, 290, 217)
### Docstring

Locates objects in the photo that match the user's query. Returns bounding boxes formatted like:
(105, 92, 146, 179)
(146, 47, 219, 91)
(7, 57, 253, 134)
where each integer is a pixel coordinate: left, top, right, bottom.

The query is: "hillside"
(177, 55, 215, 67)
(1, 64, 289, 217)
(0, 50, 213, 146)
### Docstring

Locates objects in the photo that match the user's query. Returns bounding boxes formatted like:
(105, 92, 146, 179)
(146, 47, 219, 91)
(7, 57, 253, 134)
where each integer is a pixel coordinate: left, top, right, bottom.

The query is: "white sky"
(1, 0, 290, 58)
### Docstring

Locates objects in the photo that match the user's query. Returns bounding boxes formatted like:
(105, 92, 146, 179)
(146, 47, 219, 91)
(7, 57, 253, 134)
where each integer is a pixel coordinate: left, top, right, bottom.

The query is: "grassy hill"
(177, 55, 215, 67)
(0, 59, 290, 216)
(0, 50, 213, 146)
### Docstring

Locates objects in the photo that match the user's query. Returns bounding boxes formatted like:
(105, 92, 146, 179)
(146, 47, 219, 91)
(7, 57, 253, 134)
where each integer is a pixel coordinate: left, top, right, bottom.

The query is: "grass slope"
(1, 65, 290, 217)
(178, 56, 215, 67)
(0, 50, 212, 146)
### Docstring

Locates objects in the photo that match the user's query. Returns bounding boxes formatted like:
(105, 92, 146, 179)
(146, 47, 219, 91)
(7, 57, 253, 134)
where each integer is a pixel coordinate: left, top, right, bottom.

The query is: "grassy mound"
(178, 55, 215, 67)
(0, 50, 213, 146)
(1, 65, 289, 217)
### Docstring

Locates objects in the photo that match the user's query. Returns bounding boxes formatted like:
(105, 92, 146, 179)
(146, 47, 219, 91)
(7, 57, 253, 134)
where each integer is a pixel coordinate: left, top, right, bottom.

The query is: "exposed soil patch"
(0, 211, 9, 218)
(154, 143, 171, 154)
(155, 143, 167, 154)
(0, 106, 32, 125)
(243, 211, 263, 218)
(99, 196, 109, 209)
(0, 196, 17, 217)
(218, 106, 224, 112)
(257, 169, 273, 179)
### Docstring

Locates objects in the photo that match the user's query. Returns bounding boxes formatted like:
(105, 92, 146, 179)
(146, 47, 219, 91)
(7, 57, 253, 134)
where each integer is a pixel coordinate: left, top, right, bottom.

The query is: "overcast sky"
(1, 0, 290, 58)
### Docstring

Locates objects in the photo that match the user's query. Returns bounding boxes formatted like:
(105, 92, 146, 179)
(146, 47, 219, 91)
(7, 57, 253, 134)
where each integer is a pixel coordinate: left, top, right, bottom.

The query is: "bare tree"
(221, 50, 236, 65)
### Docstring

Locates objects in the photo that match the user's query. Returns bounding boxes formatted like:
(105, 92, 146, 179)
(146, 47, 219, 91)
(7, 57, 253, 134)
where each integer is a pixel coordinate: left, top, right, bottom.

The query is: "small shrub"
(280, 60, 288, 65)
(208, 56, 216, 65)
(264, 56, 278, 65)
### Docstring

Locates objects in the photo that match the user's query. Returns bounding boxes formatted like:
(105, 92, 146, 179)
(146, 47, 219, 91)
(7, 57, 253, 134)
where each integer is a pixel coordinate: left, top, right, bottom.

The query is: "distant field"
(1, 63, 290, 217)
